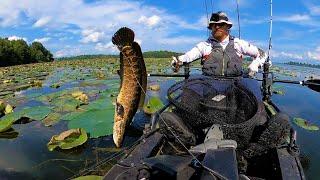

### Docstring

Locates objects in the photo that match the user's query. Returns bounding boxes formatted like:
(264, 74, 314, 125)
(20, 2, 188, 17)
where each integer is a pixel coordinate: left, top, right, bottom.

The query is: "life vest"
(202, 36, 242, 76)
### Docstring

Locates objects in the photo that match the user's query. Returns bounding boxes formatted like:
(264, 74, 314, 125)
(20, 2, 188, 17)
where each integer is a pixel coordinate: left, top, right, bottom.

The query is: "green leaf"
(47, 128, 88, 151)
(73, 175, 103, 180)
(81, 98, 113, 111)
(21, 106, 52, 120)
(68, 109, 114, 138)
(61, 111, 84, 121)
(293, 117, 319, 131)
(43, 112, 62, 127)
(52, 96, 81, 112)
(0, 118, 15, 133)
(143, 96, 164, 114)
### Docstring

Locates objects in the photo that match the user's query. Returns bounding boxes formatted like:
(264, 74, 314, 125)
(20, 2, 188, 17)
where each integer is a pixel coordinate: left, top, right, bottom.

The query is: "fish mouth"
(113, 118, 126, 148)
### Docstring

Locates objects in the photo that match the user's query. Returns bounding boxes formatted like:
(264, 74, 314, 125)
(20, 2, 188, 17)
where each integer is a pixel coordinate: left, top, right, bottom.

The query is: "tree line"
(0, 38, 53, 67)
(58, 50, 183, 61)
(285, 61, 320, 69)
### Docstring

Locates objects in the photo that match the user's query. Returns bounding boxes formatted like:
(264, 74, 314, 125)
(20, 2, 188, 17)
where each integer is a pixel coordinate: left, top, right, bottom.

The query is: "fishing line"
(204, 0, 210, 36)
(68, 138, 142, 179)
(267, 0, 273, 62)
(236, 0, 241, 39)
(126, 55, 227, 180)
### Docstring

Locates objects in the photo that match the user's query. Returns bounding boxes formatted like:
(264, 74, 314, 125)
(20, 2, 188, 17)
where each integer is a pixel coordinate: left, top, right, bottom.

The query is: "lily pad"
(148, 84, 160, 91)
(143, 96, 164, 114)
(73, 175, 103, 180)
(81, 98, 113, 111)
(4, 104, 14, 114)
(0, 118, 15, 132)
(21, 106, 52, 121)
(47, 128, 88, 151)
(52, 97, 81, 112)
(43, 112, 62, 127)
(293, 117, 319, 131)
(50, 83, 61, 89)
(273, 90, 285, 95)
(0, 128, 18, 139)
(68, 109, 114, 138)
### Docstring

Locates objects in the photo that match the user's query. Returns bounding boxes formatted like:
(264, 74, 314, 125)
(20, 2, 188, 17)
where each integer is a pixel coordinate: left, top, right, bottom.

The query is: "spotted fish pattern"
(111, 27, 147, 147)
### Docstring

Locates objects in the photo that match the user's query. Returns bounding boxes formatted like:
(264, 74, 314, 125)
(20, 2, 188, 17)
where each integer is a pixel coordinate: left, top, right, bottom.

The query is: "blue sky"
(0, 0, 320, 63)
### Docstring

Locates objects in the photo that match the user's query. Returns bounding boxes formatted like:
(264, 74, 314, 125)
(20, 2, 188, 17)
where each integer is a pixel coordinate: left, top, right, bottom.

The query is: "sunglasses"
(212, 23, 228, 29)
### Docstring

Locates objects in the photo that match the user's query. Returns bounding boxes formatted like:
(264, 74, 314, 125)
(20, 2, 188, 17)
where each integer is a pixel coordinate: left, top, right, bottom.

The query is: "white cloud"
(276, 14, 311, 22)
(158, 36, 202, 45)
(8, 35, 28, 42)
(310, 6, 320, 15)
(138, 15, 161, 27)
(95, 42, 118, 52)
(306, 47, 320, 61)
(272, 51, 303, 60)
(80, 29, 105, 43)
(33, 16, 51, 27)
(307, 51, 320, 61)
(33, 37, 51, 43)
(55, 47, 84, 58)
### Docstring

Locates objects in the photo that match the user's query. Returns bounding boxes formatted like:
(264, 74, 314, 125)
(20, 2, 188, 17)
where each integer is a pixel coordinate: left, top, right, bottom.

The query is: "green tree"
(11, 39, 31, 64)
(30, 42, 53, 62)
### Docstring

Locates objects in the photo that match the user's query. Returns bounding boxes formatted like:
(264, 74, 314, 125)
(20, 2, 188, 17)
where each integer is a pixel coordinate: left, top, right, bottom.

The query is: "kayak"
(104, 75, 305, 180)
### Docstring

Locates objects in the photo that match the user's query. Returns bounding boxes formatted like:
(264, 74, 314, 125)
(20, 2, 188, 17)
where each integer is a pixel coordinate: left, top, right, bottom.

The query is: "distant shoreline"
(283, 61, 320, 69)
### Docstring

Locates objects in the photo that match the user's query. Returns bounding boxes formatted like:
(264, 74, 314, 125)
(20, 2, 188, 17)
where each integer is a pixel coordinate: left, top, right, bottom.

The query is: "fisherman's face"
(211, 23, 230, 40)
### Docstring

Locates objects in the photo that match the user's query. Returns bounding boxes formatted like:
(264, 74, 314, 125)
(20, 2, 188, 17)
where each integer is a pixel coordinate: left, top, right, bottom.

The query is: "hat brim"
(207, 20, 232, 29)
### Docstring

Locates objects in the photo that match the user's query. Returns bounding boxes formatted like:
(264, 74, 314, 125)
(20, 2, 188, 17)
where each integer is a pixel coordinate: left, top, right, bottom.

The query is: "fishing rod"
(262, 0, 273, 101)
(254, 77, 320, 93)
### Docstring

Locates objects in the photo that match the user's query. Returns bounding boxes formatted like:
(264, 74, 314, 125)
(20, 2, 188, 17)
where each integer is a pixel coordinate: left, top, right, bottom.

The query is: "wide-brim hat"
(207, 11, 233, 29)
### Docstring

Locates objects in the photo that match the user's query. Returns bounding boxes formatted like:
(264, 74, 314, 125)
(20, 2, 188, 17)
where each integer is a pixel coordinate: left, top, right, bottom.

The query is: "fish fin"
(112, 27, 134, 49)
(132, 41, 147, 109)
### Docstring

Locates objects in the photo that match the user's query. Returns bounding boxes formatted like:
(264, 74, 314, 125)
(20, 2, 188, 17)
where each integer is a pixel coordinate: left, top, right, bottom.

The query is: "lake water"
(0, 64, 319, 179)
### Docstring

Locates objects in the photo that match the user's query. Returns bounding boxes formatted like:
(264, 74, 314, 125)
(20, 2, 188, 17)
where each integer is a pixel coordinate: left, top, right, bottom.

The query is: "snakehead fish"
(111, 27, 147, 148)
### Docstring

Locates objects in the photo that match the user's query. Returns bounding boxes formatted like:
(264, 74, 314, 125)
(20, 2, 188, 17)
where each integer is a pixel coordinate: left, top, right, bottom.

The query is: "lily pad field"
(0, 58, 320, 179)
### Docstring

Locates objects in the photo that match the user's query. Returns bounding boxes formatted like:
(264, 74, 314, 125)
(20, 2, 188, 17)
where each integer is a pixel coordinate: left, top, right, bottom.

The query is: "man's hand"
(171, 56, 182, 72)
(248, 60, 259, 78)
(248, 70, 256, 78)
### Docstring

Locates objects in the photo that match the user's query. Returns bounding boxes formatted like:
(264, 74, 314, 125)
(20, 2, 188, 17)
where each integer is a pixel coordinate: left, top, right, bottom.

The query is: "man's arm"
(177, 42, 207, 63)
(234, 39, 269, 75)
(171, 41, 207, 71)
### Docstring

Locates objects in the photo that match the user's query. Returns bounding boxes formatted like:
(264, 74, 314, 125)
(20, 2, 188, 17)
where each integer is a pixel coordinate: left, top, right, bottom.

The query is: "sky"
(0, 0, 320, 63)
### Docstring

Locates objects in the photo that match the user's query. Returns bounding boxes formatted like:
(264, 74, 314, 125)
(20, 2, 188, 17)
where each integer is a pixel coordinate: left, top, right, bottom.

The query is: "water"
(0, 64, 320, 179)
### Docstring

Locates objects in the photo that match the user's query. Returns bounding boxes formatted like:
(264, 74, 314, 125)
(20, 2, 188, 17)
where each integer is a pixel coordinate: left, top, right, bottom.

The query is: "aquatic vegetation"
(143, 96, 164, 114)
(0, 118, 15, 132)
(47, 128, 88, 151)
(43, 112, 62, 127)
(293, 117, 319, 131)
(148, 84, 160, 91)
(0, 106, 51, 122)
(68, 109, 114, 138)
(273, 90, 285, 95)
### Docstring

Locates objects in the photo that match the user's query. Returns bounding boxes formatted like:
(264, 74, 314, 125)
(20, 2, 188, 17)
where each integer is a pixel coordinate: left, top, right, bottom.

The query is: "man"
(171, 11, 269, 77)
